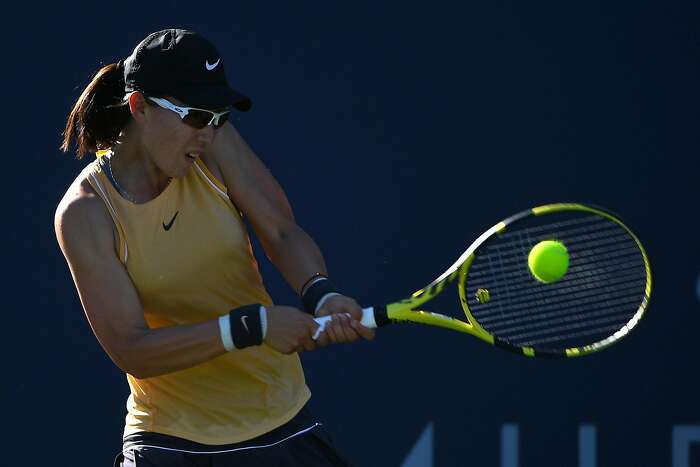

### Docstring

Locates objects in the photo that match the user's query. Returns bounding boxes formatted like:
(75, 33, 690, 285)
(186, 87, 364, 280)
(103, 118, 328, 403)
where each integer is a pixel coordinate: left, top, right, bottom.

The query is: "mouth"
(185, 152, 201, 160)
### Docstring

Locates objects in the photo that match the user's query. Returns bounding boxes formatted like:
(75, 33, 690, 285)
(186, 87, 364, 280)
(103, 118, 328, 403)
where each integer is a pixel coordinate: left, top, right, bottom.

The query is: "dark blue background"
(6, 1, 699, 465)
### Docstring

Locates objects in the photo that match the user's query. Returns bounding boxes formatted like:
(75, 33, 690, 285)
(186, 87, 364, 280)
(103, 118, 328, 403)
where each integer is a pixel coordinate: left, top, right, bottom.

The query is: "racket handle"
(312, 307, 377, 340)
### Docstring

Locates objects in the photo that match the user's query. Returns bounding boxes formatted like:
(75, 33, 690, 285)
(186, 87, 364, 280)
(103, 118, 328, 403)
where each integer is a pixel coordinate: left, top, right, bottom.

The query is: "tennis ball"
(528, 240, 569, 283)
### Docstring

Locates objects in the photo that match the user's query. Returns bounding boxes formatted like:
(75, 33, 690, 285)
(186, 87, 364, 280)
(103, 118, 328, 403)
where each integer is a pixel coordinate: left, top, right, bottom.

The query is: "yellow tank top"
(83, 153, 310, 445)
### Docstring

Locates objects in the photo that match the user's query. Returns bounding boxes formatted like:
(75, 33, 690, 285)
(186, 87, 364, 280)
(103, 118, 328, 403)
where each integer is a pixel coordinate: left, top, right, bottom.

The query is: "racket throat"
(372, 306, 391, 327)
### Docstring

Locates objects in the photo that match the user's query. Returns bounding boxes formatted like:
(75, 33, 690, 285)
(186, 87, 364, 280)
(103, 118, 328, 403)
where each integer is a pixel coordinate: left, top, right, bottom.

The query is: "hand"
(264, 306, 319, 354)
(315, 295, 375, 346)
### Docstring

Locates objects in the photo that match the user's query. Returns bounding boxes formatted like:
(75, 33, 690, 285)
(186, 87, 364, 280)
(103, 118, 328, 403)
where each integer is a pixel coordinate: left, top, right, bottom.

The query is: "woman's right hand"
(264, 306, 320, 354)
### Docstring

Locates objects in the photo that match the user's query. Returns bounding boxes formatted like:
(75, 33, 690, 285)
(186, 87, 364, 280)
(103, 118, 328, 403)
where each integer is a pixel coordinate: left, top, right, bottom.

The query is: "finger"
(340, 324, 362, 343)
(345, 304, 363, 321)
(351, 320, 376, 340)
(324, 316, 343, 343)
(314, 307, 332, 318)
(327, 315, 348, 343)
(311, 320, 325, 340)
(316, 332, 331, 347)
(304, 322, 319, 347)
(302, 337, 316, 352)
(328, 299, 361, 321)
(335, 314, 359, 343)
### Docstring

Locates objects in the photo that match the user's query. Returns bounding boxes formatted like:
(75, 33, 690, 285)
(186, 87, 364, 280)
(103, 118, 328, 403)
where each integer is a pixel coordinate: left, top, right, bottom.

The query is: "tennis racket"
(314, 203, 651, 358)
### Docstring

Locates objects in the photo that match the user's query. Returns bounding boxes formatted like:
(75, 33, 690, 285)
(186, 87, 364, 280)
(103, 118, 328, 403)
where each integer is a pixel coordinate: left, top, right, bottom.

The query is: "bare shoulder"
(201, 122, 247, 186)
(208, 123, 253, 171)
(54, 172, 116, 261)
(202, 122, 267, 196)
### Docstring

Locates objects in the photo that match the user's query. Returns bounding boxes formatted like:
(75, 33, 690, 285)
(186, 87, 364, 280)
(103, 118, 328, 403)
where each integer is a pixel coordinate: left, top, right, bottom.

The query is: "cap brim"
(174, 84, 252, 112)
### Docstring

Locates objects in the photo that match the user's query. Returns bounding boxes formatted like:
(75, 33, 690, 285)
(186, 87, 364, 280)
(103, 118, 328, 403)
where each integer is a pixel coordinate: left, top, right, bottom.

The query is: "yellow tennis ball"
(528, 240, 569, 283)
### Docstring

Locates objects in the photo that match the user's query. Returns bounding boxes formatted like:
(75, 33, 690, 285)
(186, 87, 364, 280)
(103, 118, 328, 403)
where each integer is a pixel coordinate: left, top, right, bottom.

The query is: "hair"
(61, 63, 132, 159)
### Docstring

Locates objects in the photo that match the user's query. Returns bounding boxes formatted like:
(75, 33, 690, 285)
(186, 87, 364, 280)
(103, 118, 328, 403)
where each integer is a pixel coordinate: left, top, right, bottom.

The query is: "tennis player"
(55, 29, 373, 466)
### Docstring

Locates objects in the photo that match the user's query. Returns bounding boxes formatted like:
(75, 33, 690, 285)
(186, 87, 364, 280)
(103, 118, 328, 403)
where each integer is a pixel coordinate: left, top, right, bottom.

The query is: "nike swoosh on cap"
(206, 58, 220, 71)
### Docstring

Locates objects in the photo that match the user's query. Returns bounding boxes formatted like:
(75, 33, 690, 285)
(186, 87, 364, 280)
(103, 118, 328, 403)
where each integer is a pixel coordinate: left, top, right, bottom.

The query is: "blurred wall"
(5, 1, 699, 465)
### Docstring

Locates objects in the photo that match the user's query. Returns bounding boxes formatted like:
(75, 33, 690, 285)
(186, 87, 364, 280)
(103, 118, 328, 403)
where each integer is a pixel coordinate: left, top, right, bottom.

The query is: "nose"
(196, 124, 215, 145)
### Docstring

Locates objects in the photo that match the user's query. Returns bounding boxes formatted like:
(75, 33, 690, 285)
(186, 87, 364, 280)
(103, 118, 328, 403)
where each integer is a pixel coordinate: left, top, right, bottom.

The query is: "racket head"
(459, 203, 651, 358)
(381, 223, 506, 337)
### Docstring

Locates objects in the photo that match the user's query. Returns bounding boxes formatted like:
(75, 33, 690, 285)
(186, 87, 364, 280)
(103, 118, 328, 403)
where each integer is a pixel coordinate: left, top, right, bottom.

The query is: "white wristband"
(219, 314, 235, 352)
(315, 292, 342, 314)
(260, 305, 267, 339)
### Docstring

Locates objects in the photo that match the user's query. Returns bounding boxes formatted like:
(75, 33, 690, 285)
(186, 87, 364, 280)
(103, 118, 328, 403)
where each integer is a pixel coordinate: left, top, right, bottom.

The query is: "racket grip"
(312, 307, 377, 340)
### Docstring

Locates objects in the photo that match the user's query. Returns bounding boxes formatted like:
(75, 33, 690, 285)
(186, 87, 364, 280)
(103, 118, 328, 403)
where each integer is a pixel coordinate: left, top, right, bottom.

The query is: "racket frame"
(376, 203, 652, 358)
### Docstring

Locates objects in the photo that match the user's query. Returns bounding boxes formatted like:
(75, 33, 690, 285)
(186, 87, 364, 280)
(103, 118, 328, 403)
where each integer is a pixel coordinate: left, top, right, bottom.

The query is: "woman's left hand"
(315, 295, 375, 346)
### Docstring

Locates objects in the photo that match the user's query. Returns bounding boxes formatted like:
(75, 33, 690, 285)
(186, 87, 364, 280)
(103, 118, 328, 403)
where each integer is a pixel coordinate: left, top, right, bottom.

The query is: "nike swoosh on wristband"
(241, 315, 249, 333)
(206, 59, 220, 71)
(163, 211, 179, 231)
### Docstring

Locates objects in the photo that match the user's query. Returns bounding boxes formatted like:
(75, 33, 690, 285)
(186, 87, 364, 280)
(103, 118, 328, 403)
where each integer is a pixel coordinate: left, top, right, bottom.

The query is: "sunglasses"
(146, 96, 231, 129)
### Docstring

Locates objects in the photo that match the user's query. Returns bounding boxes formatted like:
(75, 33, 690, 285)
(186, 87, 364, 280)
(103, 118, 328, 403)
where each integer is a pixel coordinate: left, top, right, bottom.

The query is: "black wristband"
(301, 278, 339, 315)
(229, 304, 264, 349)
(300, 273, 328, 295)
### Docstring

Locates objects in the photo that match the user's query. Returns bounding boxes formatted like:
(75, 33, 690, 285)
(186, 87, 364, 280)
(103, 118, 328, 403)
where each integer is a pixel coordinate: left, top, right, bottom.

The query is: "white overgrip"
(312, 307, 377, 340)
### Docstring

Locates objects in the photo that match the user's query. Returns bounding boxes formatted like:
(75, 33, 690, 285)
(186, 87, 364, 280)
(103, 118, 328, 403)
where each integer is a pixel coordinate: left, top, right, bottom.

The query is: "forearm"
(263, 223, 328, 295)
(121, 318, 226, 379)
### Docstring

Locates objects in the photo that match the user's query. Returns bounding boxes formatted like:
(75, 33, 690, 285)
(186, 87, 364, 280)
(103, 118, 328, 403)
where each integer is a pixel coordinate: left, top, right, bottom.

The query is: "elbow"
(126, 368, 156, 380)
(115, 356, 157, 380)
(108, 335, 156, 379)
(111, 351, 148, 379)
(260, 223, 301, 254)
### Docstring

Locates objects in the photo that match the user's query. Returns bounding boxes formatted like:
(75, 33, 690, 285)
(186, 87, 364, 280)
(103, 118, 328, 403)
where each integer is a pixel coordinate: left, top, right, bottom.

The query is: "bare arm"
(55, 181, 316, 379)
(209, 124, 375, 344)
(210, 124, 329, 295)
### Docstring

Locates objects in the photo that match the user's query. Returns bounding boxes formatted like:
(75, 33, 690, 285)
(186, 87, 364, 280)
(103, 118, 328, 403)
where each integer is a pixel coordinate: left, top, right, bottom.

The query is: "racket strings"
(509, 312, 632, 343)
(474, 239, 644, 301)
(468, 238, 638, 274)
(474, 280, 643, 325)
(469, 224, 632, 269)
(482, 258, 643, 292)
(464, 213, 647, 351)
(470, 254, 644, 290)
(482, 297, 640, 340)
(484, 260, 645, 296)
(517, 324, 624, 347)
(497, 214, 604, 237)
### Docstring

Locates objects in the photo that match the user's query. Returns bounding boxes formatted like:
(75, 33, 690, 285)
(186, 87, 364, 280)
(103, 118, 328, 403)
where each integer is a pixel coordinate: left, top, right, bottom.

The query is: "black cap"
(122, 29, 251, 111)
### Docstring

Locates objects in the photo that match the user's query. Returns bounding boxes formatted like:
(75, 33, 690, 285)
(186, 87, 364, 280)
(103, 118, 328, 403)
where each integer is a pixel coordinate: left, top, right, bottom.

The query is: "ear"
(127, 92, 149, 123)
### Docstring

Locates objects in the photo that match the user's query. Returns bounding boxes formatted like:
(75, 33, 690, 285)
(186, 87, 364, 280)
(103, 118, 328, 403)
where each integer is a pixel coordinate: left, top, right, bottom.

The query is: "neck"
(109, 134, 171, 202)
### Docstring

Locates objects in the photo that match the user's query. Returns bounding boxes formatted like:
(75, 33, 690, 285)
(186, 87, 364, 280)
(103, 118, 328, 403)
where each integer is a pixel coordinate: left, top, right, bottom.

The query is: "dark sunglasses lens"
(182, 110, 213, 129)
(213, 112, 231, 128)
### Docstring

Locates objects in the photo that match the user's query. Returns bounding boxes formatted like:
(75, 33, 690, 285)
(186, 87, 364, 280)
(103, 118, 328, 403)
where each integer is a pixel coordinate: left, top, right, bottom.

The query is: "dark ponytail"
(61, 62, 131, 159)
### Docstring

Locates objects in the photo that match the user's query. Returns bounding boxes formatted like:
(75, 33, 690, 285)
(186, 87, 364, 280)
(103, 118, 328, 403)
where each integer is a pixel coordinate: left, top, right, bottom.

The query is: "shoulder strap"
(192, 158, 229, 202)
(85, 158, 129, 264)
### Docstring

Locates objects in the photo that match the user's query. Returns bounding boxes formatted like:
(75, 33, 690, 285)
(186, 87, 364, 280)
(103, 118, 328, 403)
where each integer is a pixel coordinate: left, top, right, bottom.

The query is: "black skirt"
(113, 403, 351, 467)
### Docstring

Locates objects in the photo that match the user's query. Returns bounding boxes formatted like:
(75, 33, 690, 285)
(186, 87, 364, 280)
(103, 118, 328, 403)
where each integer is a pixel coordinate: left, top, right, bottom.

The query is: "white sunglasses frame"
(146, 96, 231, 128)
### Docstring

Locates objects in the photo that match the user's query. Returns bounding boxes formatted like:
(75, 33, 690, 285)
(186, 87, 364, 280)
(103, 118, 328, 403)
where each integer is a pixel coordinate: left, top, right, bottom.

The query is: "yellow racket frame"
(380, 203, 652, 358)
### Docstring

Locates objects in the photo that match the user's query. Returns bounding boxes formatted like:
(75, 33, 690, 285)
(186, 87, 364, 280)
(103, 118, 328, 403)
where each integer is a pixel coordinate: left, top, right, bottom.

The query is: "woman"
(55, 28, 374, 466)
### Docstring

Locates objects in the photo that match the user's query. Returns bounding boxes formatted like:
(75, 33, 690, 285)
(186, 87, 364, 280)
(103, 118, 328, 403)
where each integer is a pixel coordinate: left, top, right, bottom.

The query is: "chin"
(177, 160, 196, 177)
(174, 166, 191, 178)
